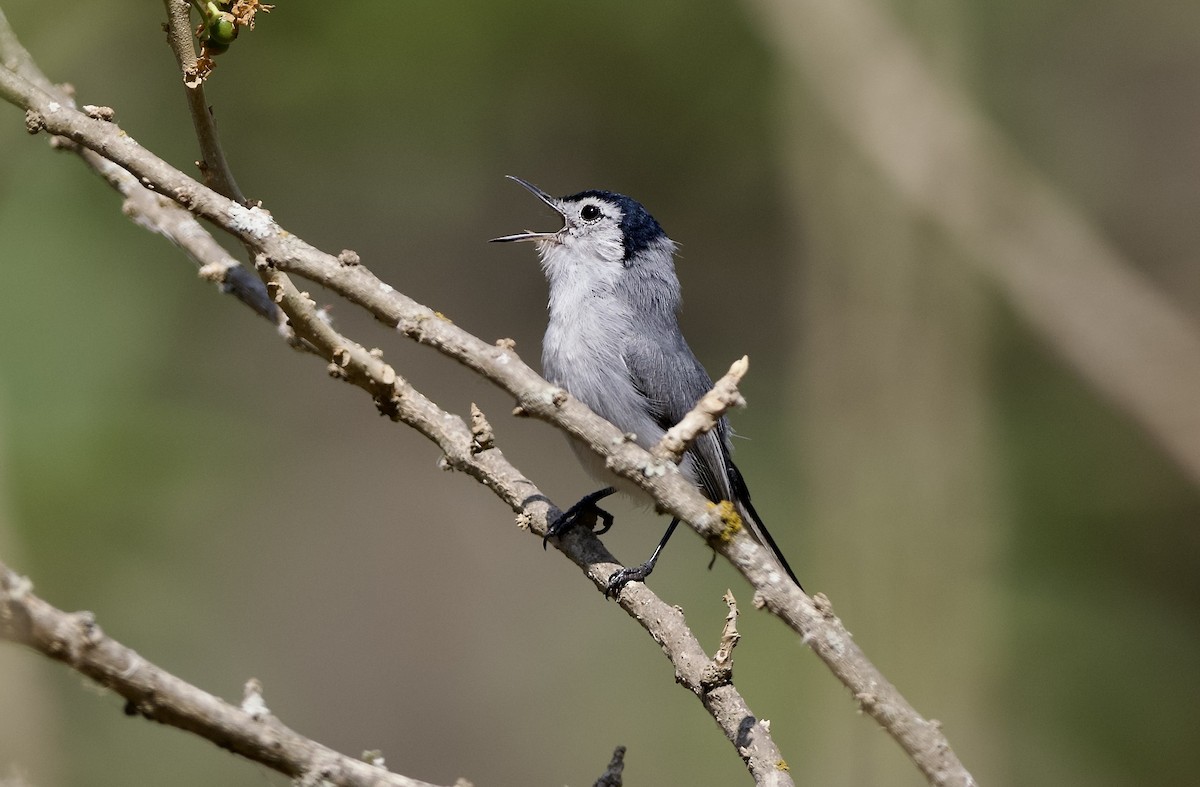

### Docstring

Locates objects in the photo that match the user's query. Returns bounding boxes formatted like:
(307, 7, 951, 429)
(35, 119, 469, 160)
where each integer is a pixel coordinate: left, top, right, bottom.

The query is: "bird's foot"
(603, 517, 679, 599)
(543, 487, 617, 549)
(604, 560, 655, 600)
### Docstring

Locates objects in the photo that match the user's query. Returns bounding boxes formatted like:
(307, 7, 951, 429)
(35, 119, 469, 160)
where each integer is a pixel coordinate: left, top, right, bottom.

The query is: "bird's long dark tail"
(728, 462, 803, 592)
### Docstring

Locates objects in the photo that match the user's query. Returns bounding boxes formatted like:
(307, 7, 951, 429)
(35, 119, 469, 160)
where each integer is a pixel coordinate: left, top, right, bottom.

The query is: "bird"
(491, 175, 799, 597)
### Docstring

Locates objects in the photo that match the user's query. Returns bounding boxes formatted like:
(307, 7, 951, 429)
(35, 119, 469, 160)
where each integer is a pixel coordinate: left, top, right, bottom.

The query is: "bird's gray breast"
(544, 297, 644, 428)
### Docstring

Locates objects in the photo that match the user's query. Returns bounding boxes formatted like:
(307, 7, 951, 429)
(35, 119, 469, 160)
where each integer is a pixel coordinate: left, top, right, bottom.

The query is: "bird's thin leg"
(605, 518, 681, 599)
(543, 487, 617, 549)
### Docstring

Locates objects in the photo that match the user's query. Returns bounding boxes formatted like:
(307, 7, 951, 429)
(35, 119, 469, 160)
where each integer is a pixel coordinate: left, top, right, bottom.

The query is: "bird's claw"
(543, 487, 617, 549)
(604, 562, 652, 599)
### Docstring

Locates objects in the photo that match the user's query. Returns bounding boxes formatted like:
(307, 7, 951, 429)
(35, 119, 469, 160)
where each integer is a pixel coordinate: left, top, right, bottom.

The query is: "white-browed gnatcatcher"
(492, 176, 800, 596)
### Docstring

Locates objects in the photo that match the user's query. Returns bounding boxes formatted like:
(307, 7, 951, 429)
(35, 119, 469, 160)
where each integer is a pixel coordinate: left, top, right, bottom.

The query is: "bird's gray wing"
(621, 335, 735, 505)
(623, 336, 802, 587)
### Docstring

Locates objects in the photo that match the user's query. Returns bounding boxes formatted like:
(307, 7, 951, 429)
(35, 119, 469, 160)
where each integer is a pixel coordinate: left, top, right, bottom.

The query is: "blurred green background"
(1, 1, 1198, 785)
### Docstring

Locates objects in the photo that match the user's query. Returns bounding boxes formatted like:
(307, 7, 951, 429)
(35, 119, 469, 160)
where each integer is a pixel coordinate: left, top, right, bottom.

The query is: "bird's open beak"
(489, 175, 567, 243)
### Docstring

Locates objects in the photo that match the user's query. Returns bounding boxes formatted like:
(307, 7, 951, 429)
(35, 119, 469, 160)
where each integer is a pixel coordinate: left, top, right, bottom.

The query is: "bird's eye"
(580, 204, 602, 221)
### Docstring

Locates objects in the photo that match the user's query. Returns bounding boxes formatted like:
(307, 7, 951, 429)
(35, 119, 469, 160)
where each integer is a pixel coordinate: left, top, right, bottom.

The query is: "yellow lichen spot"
(710, 500, 743, 543)
(433, 311, 453, 323)
(776, 759, 790, 771)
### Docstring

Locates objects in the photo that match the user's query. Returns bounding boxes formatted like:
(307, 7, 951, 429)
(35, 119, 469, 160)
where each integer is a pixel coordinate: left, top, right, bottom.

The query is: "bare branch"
(92, 147, 277, 320)
(0, 558, 449, 787)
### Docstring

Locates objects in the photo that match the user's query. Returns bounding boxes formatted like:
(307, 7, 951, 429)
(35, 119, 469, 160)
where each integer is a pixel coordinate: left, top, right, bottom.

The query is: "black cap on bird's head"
(490, 175, 667, 264)
(561, 188, 666, 262)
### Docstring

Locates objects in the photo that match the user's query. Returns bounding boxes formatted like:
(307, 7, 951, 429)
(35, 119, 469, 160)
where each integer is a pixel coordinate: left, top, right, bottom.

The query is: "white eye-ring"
(580, 203, 602, 222)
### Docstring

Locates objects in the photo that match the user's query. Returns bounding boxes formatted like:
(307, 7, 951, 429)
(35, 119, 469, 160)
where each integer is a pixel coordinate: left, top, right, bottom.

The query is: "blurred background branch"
(750, 1, 1200, 784)
(750, 0, 1200, 485)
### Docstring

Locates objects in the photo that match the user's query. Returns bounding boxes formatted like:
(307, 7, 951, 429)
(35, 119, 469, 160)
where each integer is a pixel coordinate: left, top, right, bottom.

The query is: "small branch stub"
(593, 745, 626, 787)
(23, 108, 44, 134)
(469, 403, 495, 454)
(240, 677, 269, 720)
(701, 590, 741, 689)
(82, 104, 115, 122)
(197, 259, 233, 283)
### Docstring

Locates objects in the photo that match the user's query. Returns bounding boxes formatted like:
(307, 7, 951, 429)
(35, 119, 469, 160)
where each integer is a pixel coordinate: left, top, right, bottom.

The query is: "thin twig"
(161, 0, 246, 201)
